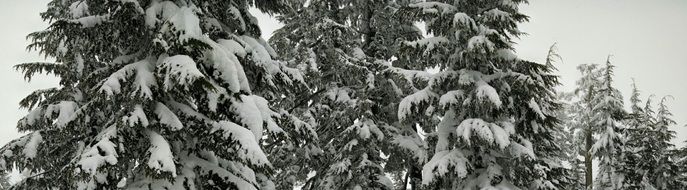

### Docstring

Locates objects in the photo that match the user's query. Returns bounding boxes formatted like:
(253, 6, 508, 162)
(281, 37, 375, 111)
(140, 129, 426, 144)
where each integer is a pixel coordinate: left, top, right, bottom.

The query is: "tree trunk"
(409, 164, 421, 190)
(584, 86, 594, 190)
(585, 125, 593, 189)
(402, 167, 410, 190)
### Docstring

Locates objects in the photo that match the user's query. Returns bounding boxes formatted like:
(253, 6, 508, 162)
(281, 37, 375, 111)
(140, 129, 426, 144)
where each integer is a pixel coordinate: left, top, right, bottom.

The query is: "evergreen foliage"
(1, 1, 685, 190)
(0, 0, 303, 189)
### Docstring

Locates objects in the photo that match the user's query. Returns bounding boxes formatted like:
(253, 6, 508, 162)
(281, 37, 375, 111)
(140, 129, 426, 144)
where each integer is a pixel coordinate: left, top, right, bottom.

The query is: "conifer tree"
(506, 45, 573, 189)
(0, 0, 302, 189)
(615, 86, 682, 189)
(270, 0, 415, 189)
(589, 58, 626, 189)
(616, 81, 657, 189)
(571, 63, 603, 189)
(557, 91, 587, 189)
(648, 97, 682, 189)
(393, 1, 570, 189)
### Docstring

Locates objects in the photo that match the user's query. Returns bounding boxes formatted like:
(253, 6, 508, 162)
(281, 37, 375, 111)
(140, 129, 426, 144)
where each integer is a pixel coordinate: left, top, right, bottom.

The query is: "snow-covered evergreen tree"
(505, 45, 574, 189)
(557, 90, 587, 189)
(615, 81, 658, 189)
(570, 63, 603, 189)
(647, 97, 682, 189)
(616, 85, 682, 189)
(270, 0, 422, 189)
(0, 0, 303, 189)
(589, 58, 626, 189)
(393, 1, 570, 189)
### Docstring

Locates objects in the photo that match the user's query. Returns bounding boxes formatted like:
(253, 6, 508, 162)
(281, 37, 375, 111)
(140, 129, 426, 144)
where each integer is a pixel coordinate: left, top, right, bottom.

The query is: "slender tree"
(571, 63, 603, 189)
(557, 90, 587, 189)
(649, 97, 682, 189)
(616, 81, 657, 189)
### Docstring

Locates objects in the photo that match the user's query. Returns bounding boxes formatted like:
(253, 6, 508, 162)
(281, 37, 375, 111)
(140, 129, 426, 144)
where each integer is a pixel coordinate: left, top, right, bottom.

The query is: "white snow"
(240, 35, 292, 88)
(409, 2, 455, 15)
(496, 49, 517, 61)
(376, 174, 394, 189)
(229, 6, 246, 31)
(354, 121, 371, 139)
(101, 59, 156, 97)
(75, 53, 85, 76)
(69, 1, 89, 18)
(327, 159, 351, 174)
(422, 149, 468, 185)
(203, 39, 243, 93)
(250, 95, 282, 134)
(206, 82, 224, 112)
(116, 178, 127, 188)
(490, 123, 511, 150)
(439, 90, 465, 107)
(123, 104, 149, 127)
(404, 37, 448, 55)
(44, 101, 78, 127)
(391, 135, 428, 163)
(386, 67, 432, 90)
(467, 35, 495, 53)
(145, 1, 180, 28)
(453, 12, 476, 29)
(133, 58, 157, 99)
(343, 139, 358, 151)
(211, 121, 270, 167)
(325, 88, 352, 103)
(455, 118, 512, 149)
(435, 109, 459, 152)
(230, 95, 264, 142)
(483, 9, 511, 22)
(218, 39, 247, 58)
(456, 118, 487, 145)
(19, 107, 44, 126)
(475, 80, 502, 108)
(500, 0, 519, 9)
(428, 70, 458, 87)
(78, 125, 118, 174)
(159, 55, 205, 91)
(146, 2, 203, 40)
(154, 102, 183, 130)
(398, 88, 437, 121)
(352, 47, 366, 60)
(146, 130, 177, 177)
(73, 14, 110, 28)
(22, 132, 43, 159)
(168, 6, 202, 41)
(528, 98, 546, 119)
(510, 139, 536, 159)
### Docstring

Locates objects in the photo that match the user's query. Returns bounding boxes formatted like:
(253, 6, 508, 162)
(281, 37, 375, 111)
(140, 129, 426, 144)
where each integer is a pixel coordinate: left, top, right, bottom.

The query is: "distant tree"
(558, 90, 587, 189)
(616, 81, 659, 189)
(590, 58, 627, 189)
(615, 87, 682, 189)
(647, 97, 682, 189)
(569, 63, 604, 189)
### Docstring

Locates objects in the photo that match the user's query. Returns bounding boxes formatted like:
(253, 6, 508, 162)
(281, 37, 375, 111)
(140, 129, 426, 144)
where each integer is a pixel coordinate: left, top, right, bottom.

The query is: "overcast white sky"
(1, 0, 686, 156)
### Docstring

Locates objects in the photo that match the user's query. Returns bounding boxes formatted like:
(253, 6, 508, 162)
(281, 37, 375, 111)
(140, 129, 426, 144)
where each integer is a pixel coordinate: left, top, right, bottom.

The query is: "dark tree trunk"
(585, 127, 593, 189)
